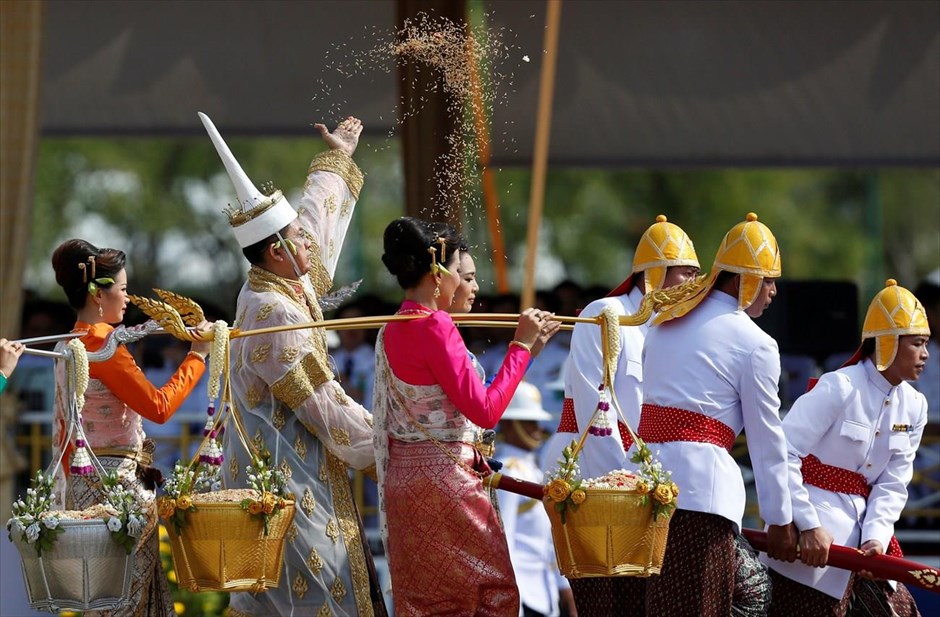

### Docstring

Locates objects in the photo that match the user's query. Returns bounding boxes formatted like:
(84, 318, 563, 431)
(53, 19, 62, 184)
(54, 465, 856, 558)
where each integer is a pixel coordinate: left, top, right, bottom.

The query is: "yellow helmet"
(608, 215, 699, 297)
(862, 279, 930, 371)
(632, 215, 700, 292)
(654, 212, 781, 324)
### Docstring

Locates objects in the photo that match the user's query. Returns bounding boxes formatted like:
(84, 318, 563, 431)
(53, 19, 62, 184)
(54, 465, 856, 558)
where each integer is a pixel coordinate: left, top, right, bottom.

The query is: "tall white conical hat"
(198, 112, 297, 248)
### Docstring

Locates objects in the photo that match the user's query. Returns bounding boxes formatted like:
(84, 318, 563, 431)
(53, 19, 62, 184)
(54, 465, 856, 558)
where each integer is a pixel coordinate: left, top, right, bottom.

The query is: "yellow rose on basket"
(670, 482, 679, 497)
(176, 494, 193, 511)
(546, 479, 571, 503)
(158, 498, 177, 520)
(248, 501, 263, 515)
(262, 492, 278, 514)
(635, 480, 649, 494)
(654, 483, 674, 505)
(570, 489, 587, 505)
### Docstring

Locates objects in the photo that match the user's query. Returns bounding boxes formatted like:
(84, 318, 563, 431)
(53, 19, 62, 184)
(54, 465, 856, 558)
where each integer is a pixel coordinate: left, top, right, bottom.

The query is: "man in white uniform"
(544, 215, 699, 616)
(640, 213, 798, 615)
(201, 113, 385, 617)
(764, 279, 927, 616)
(497, 382, 576, 617)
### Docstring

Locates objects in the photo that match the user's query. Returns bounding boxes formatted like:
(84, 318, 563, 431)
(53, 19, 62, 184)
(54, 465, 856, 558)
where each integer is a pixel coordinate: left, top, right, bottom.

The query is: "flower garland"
(200, 320, 230, 467)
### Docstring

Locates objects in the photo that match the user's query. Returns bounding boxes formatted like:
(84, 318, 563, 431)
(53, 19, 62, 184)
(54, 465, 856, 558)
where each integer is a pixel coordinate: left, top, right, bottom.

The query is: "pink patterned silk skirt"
(384, 439, 519, 617)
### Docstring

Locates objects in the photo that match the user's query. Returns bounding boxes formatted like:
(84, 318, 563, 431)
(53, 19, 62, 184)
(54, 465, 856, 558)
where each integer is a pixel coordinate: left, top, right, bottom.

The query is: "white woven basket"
(13, 518, 134, 613)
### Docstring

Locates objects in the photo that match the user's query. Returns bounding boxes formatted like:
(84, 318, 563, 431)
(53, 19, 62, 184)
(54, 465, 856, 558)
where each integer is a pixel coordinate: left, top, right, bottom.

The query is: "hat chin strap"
(275, 230, 305, 280)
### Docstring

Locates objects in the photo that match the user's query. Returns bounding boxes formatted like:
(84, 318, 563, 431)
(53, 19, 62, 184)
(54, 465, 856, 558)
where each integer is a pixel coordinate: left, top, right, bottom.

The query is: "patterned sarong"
(645, 509, 737, 616)
(384, 439, 518, 616)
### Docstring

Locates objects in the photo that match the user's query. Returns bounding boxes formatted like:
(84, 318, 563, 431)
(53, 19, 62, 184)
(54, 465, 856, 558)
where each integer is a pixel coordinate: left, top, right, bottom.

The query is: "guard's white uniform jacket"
(497, 443, 564, 617)
(557, 286, 648, 480)
(763, 359, 927, 599)
(641, 291, 791, 531)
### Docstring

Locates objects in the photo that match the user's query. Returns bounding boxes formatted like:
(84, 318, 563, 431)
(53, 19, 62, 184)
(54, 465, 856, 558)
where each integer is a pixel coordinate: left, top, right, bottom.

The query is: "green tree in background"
(27, 137, 939, 315)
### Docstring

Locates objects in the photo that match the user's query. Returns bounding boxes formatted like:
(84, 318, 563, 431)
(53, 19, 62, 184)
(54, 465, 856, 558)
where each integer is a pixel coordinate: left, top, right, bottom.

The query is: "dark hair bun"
(381, 217, 463, 290)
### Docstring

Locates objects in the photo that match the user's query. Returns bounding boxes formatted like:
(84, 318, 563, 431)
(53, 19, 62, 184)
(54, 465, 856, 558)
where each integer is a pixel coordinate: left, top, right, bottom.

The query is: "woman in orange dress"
(50, 239, 210, 616)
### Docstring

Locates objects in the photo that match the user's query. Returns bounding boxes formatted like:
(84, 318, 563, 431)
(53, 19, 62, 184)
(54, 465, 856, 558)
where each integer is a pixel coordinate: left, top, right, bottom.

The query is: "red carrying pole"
(488, 473, 940, 593)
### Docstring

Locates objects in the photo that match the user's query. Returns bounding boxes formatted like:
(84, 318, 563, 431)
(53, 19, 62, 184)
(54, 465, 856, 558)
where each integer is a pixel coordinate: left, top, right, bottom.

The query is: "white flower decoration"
(42, 516, 59, 530)
(25, 523, 40, 543)
(107, 517, 122, 532)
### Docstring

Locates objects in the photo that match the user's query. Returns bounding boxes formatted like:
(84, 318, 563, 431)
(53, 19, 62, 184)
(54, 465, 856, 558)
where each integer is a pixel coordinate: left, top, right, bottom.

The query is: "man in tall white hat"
(543, 215, 699, 617)
(200, 112, 385, 617)
(496, 382, 576, 617)
(640, 213, 797, 614)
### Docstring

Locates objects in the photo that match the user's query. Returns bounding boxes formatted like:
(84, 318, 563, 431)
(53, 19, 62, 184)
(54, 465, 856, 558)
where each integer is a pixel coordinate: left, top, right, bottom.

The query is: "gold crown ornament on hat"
(653, 212, 781, 324)
(607, 215, 700, 297)
(863, 279, 931, 371)
(198, 112, 298, 248)
(632, 214, 700, 292)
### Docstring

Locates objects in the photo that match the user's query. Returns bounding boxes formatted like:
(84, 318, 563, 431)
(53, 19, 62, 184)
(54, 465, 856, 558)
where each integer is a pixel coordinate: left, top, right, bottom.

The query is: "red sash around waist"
(637, 404, 736, 453)
(800, 454, 903, 557)
(558, 397, 635, 451)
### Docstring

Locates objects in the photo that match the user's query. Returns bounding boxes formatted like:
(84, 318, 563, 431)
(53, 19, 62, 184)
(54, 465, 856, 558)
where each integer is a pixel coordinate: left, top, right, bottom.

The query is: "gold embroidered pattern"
(233, 311, 244, 329)
(325, 450, 373, 615)
(251, 343, 272, 364)
(246, 385, 262, 408)
(229, 453, 239, 481)
(305, 236, 334, 297)
(317, 605, 332, 617)
(247, 265, 310, 318)
(333, 383, 353, 407)
(292, 572, 309, 600)
(295, 434, 308, 461)
(286, 522, 299, 544)
(271, 352, 334, 409)
(340, 198, 352, 218)
(319, 462, 329, 482)
(279, 458, 292, 481)
(329, 239, 336, 260)
(324, 193, 338, 214)
(332, 427, 351, 447)
(307, 547, 323, 575)
(307, 149, 364, 199)
(326, 518, 340, 543)
(330, 576, 348, 603)
(272, 405, 287, 430)
(257, 303, 276, 321)
(252, 428, 265, 454)
(279, 345, 301, 364)
(302, 487, 316, 516)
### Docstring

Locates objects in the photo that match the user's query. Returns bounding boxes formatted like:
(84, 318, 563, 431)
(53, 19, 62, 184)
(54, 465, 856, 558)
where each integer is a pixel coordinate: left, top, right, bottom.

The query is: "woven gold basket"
(544, 488, 669, 578)
(161, 497, 295, 592)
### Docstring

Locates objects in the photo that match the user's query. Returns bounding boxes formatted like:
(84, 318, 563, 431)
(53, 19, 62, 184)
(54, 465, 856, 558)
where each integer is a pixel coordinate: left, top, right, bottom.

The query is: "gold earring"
(98, 304, 104, 317)
(434, 277, 441, 299)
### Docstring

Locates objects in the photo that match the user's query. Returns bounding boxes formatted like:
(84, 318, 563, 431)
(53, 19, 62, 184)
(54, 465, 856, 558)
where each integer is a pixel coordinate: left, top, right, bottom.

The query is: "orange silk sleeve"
(83, 324, 207, 424)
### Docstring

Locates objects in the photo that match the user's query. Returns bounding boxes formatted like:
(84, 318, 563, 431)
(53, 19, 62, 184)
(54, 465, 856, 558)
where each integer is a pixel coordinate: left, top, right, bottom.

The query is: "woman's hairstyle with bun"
(381, 217, 463, 289)
(51, 239, 126, 309)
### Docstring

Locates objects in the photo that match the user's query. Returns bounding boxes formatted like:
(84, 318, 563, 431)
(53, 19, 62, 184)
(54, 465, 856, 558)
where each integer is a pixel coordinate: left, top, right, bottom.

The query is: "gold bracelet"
(509, 340, 532, 354)
(187, 350, 206, 362)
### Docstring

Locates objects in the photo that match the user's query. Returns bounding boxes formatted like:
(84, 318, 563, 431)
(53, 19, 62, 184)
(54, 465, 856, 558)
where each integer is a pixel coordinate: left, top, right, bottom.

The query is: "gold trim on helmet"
(632, 215, 700, 292)
(653, 212, 781, 324)
(862, 279, 931, 371)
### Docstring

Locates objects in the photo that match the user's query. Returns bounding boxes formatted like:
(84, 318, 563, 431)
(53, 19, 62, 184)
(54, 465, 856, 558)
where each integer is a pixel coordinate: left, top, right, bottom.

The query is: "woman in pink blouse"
(373, 217, 557, 616)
